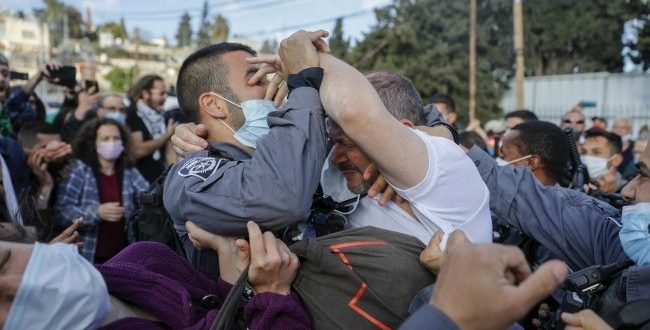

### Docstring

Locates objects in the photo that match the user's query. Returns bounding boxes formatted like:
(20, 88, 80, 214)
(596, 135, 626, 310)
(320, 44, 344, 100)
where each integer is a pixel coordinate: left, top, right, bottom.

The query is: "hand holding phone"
(46, 64, 77, 88)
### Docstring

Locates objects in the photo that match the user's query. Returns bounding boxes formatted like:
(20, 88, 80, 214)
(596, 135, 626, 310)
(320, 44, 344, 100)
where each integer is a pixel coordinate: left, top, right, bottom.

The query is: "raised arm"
(467, 146, 628, 270)
(318, 53, 428, 190)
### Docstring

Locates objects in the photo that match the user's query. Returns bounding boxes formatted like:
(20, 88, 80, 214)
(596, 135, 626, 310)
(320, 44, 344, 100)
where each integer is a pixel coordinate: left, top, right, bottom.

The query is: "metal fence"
(500, 72, 650, 137)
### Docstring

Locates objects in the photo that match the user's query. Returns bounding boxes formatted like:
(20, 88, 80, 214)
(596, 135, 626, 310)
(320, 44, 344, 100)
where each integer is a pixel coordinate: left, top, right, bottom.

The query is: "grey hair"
(366, 71, 425, 126)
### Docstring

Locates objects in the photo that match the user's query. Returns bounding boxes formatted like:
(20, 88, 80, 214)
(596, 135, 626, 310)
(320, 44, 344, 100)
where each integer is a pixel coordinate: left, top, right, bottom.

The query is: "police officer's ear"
(199, 92, 228, 119)
(398, 119, 415, 128)
(527, 155, 542, 172)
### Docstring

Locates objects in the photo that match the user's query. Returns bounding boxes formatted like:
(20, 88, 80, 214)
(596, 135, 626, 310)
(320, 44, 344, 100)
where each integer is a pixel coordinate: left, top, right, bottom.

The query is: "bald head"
(613, 118, 632, 138)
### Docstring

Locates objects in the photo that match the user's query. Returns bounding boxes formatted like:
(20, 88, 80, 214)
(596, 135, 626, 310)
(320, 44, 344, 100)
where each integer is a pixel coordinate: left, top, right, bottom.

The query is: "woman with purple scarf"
(0, 221, 310, 329)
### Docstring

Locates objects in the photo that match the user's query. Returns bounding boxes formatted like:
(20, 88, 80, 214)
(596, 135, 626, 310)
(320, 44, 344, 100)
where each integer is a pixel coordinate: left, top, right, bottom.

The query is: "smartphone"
(48, 65, 77, 88)
(9, 71, 28, 80)
(83, 79, 99, 93)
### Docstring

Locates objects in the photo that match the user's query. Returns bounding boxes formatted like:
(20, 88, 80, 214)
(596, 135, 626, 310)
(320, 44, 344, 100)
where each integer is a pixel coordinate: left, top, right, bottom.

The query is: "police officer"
(467, 144, 626, 271)
(163, 31, 331, 276)
(467, 142, 650, 302)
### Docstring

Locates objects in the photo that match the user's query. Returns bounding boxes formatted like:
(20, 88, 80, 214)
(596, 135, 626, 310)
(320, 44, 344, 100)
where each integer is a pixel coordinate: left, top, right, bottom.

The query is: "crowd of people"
(0, 29, 648, 330)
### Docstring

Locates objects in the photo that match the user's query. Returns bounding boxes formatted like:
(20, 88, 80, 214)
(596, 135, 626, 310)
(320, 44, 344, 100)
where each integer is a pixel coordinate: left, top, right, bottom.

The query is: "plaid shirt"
(55, 159, 149, 261)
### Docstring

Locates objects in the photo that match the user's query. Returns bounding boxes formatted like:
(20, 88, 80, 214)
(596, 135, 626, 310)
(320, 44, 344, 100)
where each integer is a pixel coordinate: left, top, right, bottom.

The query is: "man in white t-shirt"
(318, 55, 492, 247)
(168, 49, 492, 247)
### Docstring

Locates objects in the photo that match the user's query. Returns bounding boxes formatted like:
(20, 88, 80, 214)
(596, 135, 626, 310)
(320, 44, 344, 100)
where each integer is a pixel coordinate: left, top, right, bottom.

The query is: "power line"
(95, 0, 296, 20)
(96, 0, 261, 16)
(239, 8, 375, 37)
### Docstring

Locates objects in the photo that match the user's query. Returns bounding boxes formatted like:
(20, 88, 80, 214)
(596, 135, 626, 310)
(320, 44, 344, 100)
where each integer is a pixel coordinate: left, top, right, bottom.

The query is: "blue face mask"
(620, 203, 650, 265)
(210, 93, 276, 149)
(104, 111, 127, 124)
(4, 243, 111, 330)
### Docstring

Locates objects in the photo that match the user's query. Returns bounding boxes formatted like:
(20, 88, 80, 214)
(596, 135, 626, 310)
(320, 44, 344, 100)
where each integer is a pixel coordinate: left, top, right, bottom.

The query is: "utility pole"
(514, 0, 525, 110)
(469, 0, 477, 122)
(62, 13, 69, 62)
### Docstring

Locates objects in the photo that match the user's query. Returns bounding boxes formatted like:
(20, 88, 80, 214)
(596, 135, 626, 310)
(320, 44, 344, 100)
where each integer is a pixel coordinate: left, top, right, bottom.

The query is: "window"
(21, 30, 35, 39)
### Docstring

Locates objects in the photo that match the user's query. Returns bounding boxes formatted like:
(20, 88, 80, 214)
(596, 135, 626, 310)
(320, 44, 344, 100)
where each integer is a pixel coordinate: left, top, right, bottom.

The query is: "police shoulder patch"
(178, 156, 224, 181)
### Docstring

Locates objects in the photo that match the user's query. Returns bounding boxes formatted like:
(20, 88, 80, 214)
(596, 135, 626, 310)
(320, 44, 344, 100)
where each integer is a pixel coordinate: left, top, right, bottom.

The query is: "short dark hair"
(511, 121, 569, 183)
(72, 118, 134, 174)
(177, 42, 257, 123)
(584, 129, 622, 155)
(459, 131, 488, 152)
(17, 121, 59, 150)
(430, 94, 455, 113)
(127, 74, 164, 104)
(366, 72, 425, 126)
(504, 110, 538, 122)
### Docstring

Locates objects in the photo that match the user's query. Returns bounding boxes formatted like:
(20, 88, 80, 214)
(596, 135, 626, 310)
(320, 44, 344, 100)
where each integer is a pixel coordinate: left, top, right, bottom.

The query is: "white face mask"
(581, 155, 615, 179)
(320, 149, 359, 203)
(4, 243, 111, 330)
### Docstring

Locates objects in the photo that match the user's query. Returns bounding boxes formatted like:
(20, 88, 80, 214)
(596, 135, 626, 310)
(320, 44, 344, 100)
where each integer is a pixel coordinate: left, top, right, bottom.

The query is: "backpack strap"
(210, 266, 250, 330)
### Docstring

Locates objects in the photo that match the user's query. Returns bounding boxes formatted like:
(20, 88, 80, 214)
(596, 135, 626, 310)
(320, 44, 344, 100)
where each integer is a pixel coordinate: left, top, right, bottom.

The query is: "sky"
(0, 0, 393, 45)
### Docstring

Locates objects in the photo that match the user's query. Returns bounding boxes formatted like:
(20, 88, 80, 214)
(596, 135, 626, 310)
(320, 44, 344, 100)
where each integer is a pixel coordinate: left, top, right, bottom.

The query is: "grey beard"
(349, 180, 371, 195)
(347, 172, 378, 195)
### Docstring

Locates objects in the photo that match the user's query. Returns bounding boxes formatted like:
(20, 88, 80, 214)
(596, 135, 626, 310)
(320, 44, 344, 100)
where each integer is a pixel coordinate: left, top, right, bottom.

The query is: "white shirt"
(321, 129, 492, 248)
(391, 130, 492, 247)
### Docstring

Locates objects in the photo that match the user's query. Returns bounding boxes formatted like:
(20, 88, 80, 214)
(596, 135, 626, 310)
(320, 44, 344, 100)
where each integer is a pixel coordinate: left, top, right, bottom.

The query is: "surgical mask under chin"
(211, 93, 275, 149)
(620, 203, 650, 265)
(97, 141, 125, 161)
(4, 242, 111, 330)
(321, 150, 359, 203)
(581, 155, 614, 179)
(496, 155, 532, 167)
(104, 112, 127, 124)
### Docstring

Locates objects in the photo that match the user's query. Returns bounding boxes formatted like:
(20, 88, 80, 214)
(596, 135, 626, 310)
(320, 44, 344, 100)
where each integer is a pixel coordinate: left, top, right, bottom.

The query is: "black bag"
(127, 166, 186, 258)
(211, 227, 435, 330)
(289, 226, 436, 330)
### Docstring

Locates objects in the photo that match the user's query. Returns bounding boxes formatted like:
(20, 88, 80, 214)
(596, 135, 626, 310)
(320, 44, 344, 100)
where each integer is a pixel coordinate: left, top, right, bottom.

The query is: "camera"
(281, 189, 354, 244)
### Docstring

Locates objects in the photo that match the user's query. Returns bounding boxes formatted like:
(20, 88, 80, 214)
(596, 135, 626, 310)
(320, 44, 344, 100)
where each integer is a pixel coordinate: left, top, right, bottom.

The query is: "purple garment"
(97, 241, 311, 329)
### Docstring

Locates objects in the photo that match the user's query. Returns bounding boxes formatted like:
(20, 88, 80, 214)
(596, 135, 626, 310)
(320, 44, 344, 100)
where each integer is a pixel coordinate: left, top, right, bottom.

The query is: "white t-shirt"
(320, 157, 436, 244)
(320, 130, 492, 247)
(390, 129, 492, 247)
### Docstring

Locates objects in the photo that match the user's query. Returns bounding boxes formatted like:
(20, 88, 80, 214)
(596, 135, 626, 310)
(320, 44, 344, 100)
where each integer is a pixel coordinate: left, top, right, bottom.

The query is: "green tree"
(523, 0, 649, 75)
(176, 12, 193, 47)
(33, 0, 85, 47)
(97, 20, 128, 39)
(627, 15, 650, 71)
(196, 0, 211, 47)
(349, 0, 650, 124)
(211, 14, 229, 43)
(105, 66, 139, 92)
(330, 18, 350, 60)
(349, 0, 511, 124)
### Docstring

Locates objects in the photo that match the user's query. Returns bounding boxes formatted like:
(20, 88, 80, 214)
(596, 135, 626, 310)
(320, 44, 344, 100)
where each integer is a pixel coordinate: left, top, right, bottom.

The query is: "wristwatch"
(242, 281, 255, 302)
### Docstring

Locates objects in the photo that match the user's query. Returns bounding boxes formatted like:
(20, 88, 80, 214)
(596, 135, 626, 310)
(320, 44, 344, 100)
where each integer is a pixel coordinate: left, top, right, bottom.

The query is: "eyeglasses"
(563, 120, 585, 124)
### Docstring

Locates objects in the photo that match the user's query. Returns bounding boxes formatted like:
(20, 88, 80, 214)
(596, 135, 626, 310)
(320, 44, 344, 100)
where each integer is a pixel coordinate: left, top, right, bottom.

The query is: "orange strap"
(329, 241, 392, 330)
